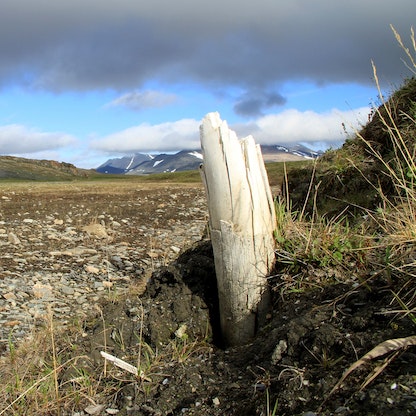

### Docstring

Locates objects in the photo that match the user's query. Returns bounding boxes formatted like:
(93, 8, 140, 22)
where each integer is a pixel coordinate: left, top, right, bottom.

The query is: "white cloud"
(107, 90, 178, 110)
(91, 118, 201, 153)
(246, 107, 371, 145)
(0, 124, 77, 154)
(90, 107, 370, 155)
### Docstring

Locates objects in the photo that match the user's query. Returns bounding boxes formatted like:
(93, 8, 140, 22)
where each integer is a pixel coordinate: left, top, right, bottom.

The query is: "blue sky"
(0, 1, 414, 168)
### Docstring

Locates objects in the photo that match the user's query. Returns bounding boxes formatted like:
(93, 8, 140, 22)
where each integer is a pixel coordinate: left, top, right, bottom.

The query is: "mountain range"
(96, 144, 322, 175)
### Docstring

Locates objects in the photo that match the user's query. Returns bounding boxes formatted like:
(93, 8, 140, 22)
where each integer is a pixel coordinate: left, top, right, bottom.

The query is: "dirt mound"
(69, 240, 415, 415)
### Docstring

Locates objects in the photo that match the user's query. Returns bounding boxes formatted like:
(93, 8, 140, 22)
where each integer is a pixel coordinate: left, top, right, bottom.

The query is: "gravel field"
(0, 181, 207, 350)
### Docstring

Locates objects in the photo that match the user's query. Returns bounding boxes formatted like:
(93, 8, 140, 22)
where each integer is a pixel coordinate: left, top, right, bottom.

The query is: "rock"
(85, 404, 105, 415)
(4, 320, 21, 327)
(33, 283, 54, 299)
(85, 265, 100, 274)
(75, 296, 88, 304)
(3, 292, 17, 300)
(62, 247, 98, 256)
(0, 184, 207, 349)
(8, 232, 21, 245)
(82, 223, 109, 239)
(61, 285, 75, 295)
(170, 245, 181, 254)
(174, 323, 188, 339)
(105, 409, 119, 415)
(271, 339, 288, 364)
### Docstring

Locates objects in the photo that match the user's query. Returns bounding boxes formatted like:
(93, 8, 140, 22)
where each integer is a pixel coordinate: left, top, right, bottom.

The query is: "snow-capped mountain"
(96, 145, 321, 175)
(126, 150, 203, 175)
(96, 153, 153, 174)
(96, 150, 204, 175)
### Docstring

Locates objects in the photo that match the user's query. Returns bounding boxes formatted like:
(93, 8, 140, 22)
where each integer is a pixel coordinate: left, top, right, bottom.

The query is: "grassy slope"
(287, 76, 416, 217)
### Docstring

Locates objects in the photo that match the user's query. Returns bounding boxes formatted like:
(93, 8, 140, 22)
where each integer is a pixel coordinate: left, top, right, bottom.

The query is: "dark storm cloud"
(0, 1, 414, 96)
(234, 91, 287, 117)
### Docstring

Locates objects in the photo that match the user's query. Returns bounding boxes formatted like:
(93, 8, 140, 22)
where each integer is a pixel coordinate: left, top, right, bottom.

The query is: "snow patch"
(153, 159, 163, 167)
(188, 151, 203, 160)
(276, 146, 289, 152)
(125, 156, 135, 170)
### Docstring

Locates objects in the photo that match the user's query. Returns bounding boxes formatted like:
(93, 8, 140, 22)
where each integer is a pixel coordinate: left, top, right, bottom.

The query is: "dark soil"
(79, 240, 416, 416)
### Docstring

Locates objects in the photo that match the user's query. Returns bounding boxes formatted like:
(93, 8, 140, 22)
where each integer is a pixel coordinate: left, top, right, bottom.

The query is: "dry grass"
(275, 26, 416, 289)
(0, 312, 99, 415)
(0, 301, 212, 415)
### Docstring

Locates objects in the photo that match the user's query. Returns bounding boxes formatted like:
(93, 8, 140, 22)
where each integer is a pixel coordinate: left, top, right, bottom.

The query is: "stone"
(33, 283, 54, 299)
(82, 223, 109, 239)
(85, 404, 105, 415)
(8, 232, 21, 245)
(85, 265, 100, 274)
(271, 340, 288, 364)
(175, 323, 188, 339)
(3, 292, 17, 300)
(105, 409, 119, 415)
(61, 285, 75, 295)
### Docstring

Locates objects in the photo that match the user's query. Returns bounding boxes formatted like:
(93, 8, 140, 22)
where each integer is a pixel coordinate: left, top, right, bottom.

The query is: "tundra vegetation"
(0, 27, 416, 415)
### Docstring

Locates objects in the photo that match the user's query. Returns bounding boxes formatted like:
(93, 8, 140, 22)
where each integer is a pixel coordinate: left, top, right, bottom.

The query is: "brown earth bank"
(0, 180, 415, 415)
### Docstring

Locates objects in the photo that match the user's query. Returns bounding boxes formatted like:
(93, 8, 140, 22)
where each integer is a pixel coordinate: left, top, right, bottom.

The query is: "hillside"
(0, 155, 96, 181)
(287, 76, 416, 216)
